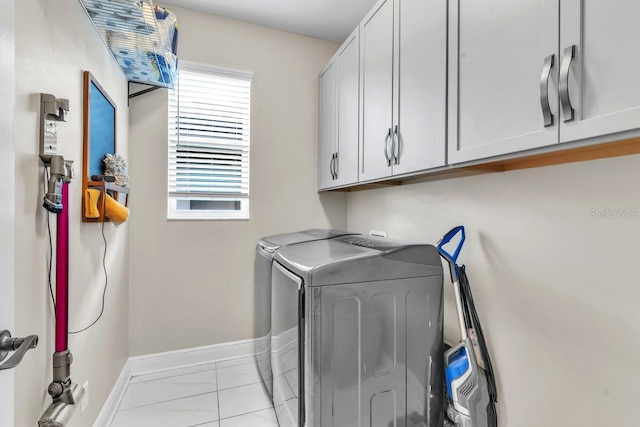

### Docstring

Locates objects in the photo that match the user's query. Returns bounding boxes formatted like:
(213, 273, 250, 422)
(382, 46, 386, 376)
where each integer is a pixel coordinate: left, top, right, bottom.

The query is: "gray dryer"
(271, 235, 445, 427)
(254, 229, 356, 400)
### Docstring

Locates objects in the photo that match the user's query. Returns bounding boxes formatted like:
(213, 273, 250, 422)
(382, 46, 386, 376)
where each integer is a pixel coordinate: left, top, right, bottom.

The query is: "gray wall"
(346, 155, 640, 426)
(14, 1, 129, 426)
(128, 5, 346, 356)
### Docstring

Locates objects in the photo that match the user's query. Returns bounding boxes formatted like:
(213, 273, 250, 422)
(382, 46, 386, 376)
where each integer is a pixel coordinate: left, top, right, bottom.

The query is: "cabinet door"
(318, 60, 337, 190)
(449, 0, 560, 164)
(560, 0, 640, 143)
(360, 0, 394, 182)
(392, 0, 447, 175)
(335, 29, 360, 187)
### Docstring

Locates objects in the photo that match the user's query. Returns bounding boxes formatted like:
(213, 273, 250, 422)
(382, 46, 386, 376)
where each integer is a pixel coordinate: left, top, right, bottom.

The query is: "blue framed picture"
(82, 71, 116, 184)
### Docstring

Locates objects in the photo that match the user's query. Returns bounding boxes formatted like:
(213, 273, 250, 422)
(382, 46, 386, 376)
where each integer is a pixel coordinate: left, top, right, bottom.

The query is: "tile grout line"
(130, 365, 218, 385)
(218, 406, 277, 422)
(114, 357, 269, 426)
(118, 389, 219, 412)
(216, 362, 221, 426)
(129, 362, 258, 392)
(110, 381, 133, 426)
(217, 382, 276, 422)
(121, 373, 220, 409)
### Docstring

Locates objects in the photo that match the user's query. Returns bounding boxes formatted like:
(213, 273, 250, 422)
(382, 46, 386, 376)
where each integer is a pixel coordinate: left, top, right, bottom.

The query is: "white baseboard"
(254, 334, 270, 356)
(128, 337, 257, 377)
(270, 327, 296, 353)
(93, 360, 131, 427)
(93, 338, 258, 426)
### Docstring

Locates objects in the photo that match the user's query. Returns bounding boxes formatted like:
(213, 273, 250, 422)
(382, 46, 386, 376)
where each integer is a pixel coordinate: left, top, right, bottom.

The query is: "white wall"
(128, 5, 346, 356)
(346, 154, 640, 427)
(0, 2, 15, 425)
(14, 1, 129, 426)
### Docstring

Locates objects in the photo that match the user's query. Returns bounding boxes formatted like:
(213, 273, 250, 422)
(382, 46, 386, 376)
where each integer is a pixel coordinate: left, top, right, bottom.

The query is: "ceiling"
(160, 0, 378, 43)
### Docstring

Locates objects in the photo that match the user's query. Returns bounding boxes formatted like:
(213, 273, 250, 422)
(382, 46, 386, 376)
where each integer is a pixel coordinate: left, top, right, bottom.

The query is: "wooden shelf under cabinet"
(325, 136, 640, 192)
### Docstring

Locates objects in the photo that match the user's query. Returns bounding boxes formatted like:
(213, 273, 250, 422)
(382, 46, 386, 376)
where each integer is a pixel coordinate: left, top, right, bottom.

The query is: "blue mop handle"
(437, 226, 465, 280)
(438, 226, 469, 341)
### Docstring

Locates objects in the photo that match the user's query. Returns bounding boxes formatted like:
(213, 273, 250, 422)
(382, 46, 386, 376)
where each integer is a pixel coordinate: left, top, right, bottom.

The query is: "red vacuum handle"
(55, 183, 69, 353)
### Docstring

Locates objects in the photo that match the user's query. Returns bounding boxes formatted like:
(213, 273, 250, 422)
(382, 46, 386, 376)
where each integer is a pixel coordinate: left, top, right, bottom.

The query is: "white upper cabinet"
(321, 0, 640, 189)
(559, 0, 640, 143)
(449, 0, 560, 164)
(392, 0, 447, 175)
(318, 60, 337, 190)
(335, 29, 360, 187)
(360, 0, 447, 182)
(360, 0, 395, 182)
(318, 29, 360, 191)
(450, 0, 640, 165)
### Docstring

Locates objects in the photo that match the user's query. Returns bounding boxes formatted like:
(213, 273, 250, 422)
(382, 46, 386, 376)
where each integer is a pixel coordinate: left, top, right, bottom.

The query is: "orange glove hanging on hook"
(84, 188, 101, 219)
(84, 188, 129, 223)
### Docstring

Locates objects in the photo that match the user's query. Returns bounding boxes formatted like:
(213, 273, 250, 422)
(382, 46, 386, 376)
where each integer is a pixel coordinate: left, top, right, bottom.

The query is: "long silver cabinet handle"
(559, 45, 576, 123)
(392, 125, 399, 165)
(333, 152, 339, 180)
(384, 128, 392, 167)
(539, 54, 555, 127)
(332, 153, 337, 179)
(329, 154, 335, 180)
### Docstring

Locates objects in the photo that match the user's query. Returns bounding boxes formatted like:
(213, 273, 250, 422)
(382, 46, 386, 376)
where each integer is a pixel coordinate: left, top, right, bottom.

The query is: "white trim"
(179, 59, 254, 81)
(0, 1, 15, 424)
(93, 361, 132, 427)
(128, 338, 257, 376)
(254, 333, 270, 356)
(271, 327, 298, 353)
(167, 197, 250, 220)
(168, 62, 252, 220)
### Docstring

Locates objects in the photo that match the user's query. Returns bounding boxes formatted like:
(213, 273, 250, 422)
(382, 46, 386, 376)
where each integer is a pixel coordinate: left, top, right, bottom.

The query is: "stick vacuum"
(438, 226, 497, 427)
(37, 94, 87, 426)
(38, 155, 86, 427)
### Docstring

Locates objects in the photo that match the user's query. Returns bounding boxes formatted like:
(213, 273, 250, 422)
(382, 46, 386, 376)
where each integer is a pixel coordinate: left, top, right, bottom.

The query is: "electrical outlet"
(369, 230, 387, 238)
(81, 381, 89, 414)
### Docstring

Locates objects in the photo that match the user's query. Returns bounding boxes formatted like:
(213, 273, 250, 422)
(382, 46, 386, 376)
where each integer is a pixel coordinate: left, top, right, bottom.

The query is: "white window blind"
(168, 61, 252, 219)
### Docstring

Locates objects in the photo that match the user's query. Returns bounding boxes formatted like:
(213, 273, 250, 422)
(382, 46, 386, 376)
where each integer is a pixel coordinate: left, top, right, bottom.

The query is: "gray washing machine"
(271, 235, 444, 427)
(254, 230, 357, 401)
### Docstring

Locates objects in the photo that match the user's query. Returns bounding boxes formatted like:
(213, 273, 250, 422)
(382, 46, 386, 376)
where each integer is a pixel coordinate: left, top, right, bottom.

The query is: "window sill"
(166, 216, 250, 221)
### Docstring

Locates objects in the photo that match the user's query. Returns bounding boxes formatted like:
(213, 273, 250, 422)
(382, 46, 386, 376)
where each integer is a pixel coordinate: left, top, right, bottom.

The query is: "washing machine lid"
(257, 229, 355, 253)
(273, 235, 442, 286)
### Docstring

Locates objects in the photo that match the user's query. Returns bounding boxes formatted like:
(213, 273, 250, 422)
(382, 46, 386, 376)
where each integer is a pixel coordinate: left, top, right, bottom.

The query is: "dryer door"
(271, 262, 305, 427)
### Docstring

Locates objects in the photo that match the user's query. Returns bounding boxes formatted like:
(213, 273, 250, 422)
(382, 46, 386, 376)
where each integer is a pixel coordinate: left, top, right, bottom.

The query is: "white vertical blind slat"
(169, 65, 251, 198)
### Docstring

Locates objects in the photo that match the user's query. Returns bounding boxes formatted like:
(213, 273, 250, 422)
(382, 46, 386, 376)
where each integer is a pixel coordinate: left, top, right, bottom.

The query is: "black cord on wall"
(70, 187, 109, 334)
(44, 168, 110, 334)
(70, 216, 109, 334)
(45, 167, 56, 313)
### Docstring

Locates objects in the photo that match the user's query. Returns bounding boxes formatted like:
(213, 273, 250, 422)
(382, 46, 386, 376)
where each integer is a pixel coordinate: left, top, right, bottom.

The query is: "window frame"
(167, 60, 253, 221)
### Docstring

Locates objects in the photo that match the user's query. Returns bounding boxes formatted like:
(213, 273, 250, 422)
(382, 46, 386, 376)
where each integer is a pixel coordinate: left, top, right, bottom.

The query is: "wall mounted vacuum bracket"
(40, 93, 69, 158)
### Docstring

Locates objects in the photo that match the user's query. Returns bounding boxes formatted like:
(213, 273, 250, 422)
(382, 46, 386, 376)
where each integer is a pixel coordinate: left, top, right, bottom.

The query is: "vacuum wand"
(55, 182, 69, 353)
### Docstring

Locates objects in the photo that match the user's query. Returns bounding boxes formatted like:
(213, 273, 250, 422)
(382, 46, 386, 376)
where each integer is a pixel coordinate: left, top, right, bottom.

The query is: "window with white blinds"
(168, 61, 252, 219)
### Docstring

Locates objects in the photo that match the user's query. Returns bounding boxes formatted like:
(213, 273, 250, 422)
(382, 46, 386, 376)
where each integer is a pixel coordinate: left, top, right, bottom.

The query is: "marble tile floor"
(110, 356, 279, 427)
